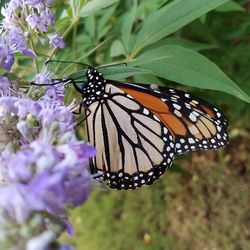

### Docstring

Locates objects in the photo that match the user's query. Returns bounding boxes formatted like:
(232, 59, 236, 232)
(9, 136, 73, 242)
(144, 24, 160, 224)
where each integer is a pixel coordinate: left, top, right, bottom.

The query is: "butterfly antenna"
(45, 59, 91, 68)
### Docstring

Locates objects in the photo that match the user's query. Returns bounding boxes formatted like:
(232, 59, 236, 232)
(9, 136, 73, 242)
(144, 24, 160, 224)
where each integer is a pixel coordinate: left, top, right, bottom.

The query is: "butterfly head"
(86, 66, 105, 83)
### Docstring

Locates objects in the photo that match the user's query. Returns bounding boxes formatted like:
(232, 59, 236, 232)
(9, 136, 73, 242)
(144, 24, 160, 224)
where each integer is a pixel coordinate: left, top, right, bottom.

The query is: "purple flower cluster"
(0, 0, 65, 72)
(0, 75, 95, 249)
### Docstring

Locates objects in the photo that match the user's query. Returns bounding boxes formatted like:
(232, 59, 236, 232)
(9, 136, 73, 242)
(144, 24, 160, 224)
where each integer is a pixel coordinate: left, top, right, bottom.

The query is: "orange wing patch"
(119, 87, 187, 138)
(201, 105, 216, 119)
(120, 87, 168, 113)
(158, 113, 186, 136)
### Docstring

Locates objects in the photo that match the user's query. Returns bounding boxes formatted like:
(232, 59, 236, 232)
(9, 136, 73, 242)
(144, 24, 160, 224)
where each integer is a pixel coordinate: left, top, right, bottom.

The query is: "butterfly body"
(75, 66, 229, 190)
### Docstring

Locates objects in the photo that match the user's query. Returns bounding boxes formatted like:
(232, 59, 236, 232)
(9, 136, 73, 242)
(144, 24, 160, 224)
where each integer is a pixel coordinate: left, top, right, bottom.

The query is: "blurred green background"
(60, 1, 250, 249)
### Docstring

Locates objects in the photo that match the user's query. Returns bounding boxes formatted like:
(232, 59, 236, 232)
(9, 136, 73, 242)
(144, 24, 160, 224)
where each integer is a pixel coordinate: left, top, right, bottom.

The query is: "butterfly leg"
(73, 102, 83, 115)
(74, 112, 91, 128)
(74, 102, 91, 128)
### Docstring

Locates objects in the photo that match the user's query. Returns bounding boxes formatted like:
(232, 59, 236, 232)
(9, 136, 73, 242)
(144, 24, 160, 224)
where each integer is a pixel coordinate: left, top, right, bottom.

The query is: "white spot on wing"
(188, 138, 195, 144)
(189, 113, 197, 122)
(174, 110, 182, 117)
(173, 103, 181, 110)
(143, 108, 149, 115)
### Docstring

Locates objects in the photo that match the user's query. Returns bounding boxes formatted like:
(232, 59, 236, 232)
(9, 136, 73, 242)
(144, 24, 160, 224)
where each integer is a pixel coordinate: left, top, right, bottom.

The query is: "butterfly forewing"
(86, 84, 176, 189)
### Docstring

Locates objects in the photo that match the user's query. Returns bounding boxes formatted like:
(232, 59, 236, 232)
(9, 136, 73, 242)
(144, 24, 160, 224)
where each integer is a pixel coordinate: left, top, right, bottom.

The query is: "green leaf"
(69, 0, 86, 18)
(121, 2, 137, 54)
(99, 66, 151, 80)
(79, 0, 120, 17)
(215, 1, 244, 12)
(55, 16, 73, 33)
(133, 0, 230, 54)
(97, 5, 117, 37)
(133, 74, 164, 86)
(110, 40, 126, 57)
(84, 15, 96, 38)
(131, 45, 250, 103)
(68, 66, 150, 82)
(143, 37, 218, 52)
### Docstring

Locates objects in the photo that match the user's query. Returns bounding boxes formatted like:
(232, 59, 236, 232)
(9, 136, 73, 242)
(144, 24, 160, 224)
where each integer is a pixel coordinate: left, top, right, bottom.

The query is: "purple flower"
(33, 141, 95, 210)
(59, 245, 75, 250)
(45, 0, 54, 6)
(8, 149, 35, 182)
(1, 0, 23, 17)
(35, 69, 68, 102)
(34, 70, 53, 86)
(37, 98, 76, 136)
(0, 1, 91, 248)
(1, 1, 24, 30)
(1, 0, 60, 72)
(48, 33, 65, 49)
(9, 28, 26, 49)
(26, 0, 45, 6)
(0, 92, 77, 149)
(0, 40, 14, 72)
(14, 98, 41, 118)
(1, 140, 95, 218)
(0, 75, 10, 91)
(0, 95, 94, 248)
(0, 184, 45, 222)
(40, 8, 55, 26)
(26, 12, 47, 32)
(9, 28, 36, 57)
(7, 0, 23, 11)
(0, 95, 19, 115)
(45, 85, 65, 102)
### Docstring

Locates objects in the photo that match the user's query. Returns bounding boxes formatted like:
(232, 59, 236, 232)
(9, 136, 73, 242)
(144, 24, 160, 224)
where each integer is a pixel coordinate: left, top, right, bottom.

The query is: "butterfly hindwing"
(160, 91, 228, 154)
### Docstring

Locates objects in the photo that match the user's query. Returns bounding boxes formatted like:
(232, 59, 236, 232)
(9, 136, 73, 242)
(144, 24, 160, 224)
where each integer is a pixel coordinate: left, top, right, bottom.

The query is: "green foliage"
(215, 0, 245, 12)
(56, 0, 250, 103)
(78, 0, 120, 17)
(5, 0, 249, 131)
(132, 0, 230, 52)
(142, 37, 219, 52)
(132, 45, 250, 103)
(14, 0, 249, 104)
(68, 66, 150, 81)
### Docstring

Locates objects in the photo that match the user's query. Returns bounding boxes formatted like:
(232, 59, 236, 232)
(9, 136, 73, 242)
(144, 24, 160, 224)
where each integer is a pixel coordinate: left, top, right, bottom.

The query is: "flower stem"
(30, 39, 39, 74)
(72, 23, 78, 61)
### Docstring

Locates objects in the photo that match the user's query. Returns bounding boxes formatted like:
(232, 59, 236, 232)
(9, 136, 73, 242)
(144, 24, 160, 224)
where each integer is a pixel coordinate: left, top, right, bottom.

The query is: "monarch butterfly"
(66, 65, 229, 190)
